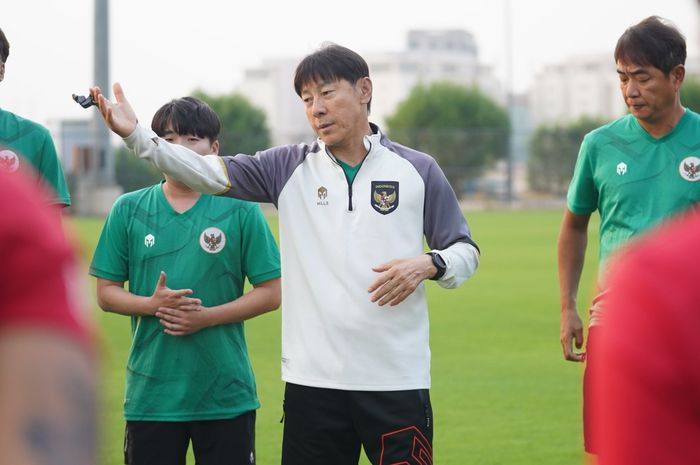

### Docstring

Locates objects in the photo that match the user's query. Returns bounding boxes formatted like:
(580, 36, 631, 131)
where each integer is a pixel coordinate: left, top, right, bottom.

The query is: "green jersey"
(568, 109, 700, 267)
(90, 182, 280, 421)
(0, 108, 71, 206)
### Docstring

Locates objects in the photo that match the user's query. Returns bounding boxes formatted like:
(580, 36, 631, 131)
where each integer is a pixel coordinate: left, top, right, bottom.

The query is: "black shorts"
(124, 411, 256, 465)
(281, 383, 433, 465)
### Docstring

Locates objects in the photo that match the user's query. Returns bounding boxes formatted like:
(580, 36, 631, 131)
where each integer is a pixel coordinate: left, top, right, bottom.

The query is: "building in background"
(238, 58, 314, 145)
(53, 118, 121, 215)
(529, 54, 700, 127)
(55, 120, 90, 179)
(238, 29, 505, 146)
(365, 30, 504, 129)
(529, 54, 624, 127)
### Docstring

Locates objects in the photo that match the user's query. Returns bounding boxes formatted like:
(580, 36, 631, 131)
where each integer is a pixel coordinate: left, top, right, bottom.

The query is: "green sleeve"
(567, 134, 598, 214)
(37, 128, 71, 207)
(239, 204, 281, 285)
(90, 198, 130, 283)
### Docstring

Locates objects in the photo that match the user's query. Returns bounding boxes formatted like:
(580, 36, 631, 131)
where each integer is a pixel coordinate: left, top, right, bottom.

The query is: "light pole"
(74, 0, 120, 215)
(504, 0, 515, 204)
(93, 0, 113, 185)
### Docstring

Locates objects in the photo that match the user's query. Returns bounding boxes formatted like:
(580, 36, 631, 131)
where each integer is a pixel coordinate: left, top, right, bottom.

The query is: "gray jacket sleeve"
(420, 154, 480, 288)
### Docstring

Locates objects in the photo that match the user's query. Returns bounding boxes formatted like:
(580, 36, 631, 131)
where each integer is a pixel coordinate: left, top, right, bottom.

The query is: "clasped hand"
(150, 271, 208, 336)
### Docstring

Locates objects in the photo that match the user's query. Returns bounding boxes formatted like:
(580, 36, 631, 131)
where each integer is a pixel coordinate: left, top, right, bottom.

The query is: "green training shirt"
(568, 109, 700, 267)
(0, 108, 71, 206)
(90, 182, 280, 421)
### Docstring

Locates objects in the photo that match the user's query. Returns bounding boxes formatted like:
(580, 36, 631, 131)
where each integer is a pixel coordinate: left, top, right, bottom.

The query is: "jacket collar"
(318, 122, 383, 162)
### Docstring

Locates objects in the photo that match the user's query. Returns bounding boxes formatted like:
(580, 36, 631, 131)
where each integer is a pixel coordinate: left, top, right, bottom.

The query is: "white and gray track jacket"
(125, 124, 479, 391)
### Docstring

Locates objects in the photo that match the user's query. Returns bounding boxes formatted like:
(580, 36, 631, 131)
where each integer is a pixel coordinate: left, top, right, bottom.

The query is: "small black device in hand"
(72, 93, 97, 109)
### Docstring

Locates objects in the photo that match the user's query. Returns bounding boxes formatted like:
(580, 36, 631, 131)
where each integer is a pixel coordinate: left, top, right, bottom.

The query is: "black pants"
(124, 412, 256, 465)
(281, 383, 433, 465)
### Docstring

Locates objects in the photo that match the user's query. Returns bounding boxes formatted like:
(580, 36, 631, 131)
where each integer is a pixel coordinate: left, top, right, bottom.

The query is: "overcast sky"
(2, 0, 698, 128)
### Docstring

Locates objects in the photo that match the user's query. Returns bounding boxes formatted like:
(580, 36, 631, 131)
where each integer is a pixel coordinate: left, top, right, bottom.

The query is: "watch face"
(430, 252, 446, 280)
(433, 253, 446, 268)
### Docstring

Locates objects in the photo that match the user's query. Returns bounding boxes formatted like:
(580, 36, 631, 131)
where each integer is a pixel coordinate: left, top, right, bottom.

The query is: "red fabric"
(596, 209, 700, 465)
(0, 170, 88, 343)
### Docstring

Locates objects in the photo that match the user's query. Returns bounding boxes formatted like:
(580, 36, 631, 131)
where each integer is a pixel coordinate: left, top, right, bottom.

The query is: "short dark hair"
(294, 43, 371, 111)
(0, 27, 10, 63)
(151, 97, 220, 142)
(614, 16, 686, 75)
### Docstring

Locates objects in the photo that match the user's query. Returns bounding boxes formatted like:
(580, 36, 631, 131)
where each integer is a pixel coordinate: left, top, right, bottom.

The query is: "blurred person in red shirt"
(595, 207, 700, 465)
(0, 168, 95, 465)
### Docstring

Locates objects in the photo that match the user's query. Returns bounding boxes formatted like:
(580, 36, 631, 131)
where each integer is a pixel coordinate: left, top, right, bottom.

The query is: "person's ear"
(358, 77, 372, 105)
(211, 140, 220, 155)
(672, 64, 685, 91)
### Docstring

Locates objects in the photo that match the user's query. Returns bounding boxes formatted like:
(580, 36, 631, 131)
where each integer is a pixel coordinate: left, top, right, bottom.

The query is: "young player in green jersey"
(0, 27, 71, 207)
(557, 16, 700, 462)
(90, 96, 281, 465)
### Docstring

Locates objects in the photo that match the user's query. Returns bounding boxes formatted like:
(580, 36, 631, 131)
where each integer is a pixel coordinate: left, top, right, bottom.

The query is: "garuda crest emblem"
(199, 227, 226, 254)
(0, 150, 20, 173)
(371, 181, 399, 215)
(680, 156, 700, 182)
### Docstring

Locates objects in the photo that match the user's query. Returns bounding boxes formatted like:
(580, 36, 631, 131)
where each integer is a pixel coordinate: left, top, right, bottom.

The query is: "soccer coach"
(89, 43, 480, 465)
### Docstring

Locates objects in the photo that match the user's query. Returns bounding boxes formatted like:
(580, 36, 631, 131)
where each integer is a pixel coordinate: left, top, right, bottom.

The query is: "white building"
(529, 54, 700, 127)
(366, 30, 504, 129)
(529, 54, 625, 127)
(237, 58, 314, 145)
(237, 30, 505, 146)
(55, 119, 90, 177)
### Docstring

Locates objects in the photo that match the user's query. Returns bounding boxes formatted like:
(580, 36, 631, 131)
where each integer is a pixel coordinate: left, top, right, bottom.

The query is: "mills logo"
(317, 186, 329, 206)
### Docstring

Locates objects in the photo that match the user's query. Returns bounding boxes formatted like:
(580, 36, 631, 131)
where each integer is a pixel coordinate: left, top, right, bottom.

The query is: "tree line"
(114, 78, 700, 198)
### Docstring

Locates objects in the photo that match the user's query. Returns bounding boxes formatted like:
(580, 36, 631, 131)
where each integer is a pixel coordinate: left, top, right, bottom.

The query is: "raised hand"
(89, 83, 138, 138)
(150, 271, 201, 312)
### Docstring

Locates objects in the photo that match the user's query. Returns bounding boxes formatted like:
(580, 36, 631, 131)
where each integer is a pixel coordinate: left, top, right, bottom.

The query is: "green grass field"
(68, 209, 600, 465)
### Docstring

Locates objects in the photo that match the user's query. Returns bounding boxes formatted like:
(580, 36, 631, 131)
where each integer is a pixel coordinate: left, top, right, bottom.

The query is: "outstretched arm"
(558, 209, 591, 362)
(89, 83, 231, 195)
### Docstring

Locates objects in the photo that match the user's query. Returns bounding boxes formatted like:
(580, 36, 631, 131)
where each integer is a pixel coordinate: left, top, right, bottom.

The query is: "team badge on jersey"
(679, 156, 700, 182)
(200, 227, 226, 253)
(371, 181, 399, 215)
(0, 149, 20, 173)
(616, 162, 627, 175)
(144, 234, 155, 248)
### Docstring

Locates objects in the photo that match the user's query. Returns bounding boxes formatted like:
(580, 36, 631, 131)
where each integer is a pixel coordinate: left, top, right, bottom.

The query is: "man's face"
(616, 60, 683, 124)
(300, 78, 371, 149)
(162, 126, 219, 156)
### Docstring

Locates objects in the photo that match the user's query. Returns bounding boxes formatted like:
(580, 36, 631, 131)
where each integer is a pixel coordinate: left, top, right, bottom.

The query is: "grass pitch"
(69, 208, 599, 465)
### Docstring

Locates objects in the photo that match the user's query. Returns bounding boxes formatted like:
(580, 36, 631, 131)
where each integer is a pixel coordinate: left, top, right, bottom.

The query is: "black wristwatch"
(427, 252, 446, 280)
